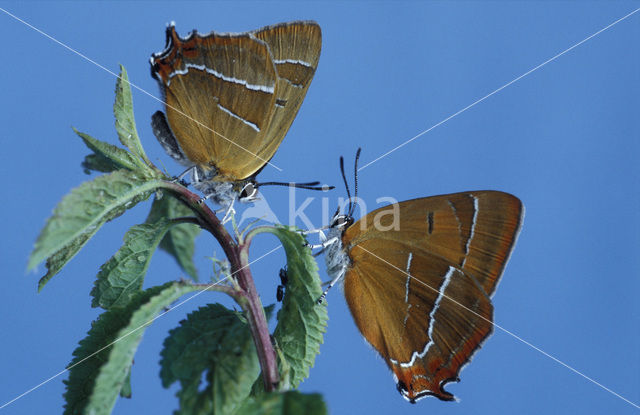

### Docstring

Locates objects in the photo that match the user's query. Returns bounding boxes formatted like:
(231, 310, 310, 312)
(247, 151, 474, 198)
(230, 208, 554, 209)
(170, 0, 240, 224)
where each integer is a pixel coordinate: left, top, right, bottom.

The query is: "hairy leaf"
(82, 153, 122, 174)
(160, 304, 273, 415)
(235, 391, 327, 415)
(63, 281, 199, 415)
(75, 128, 144, 174)
(114, 65, 149, 165)
(251, 226, 327, 388)
(91, 219, 173, 309)
(147, 195, 200, 280)
(29, 170, 163, 290)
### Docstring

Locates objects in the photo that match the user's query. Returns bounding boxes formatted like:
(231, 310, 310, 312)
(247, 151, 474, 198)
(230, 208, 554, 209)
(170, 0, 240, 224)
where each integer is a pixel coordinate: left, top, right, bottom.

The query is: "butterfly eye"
(239, 182, 258, 201)
(330, 215, 340, 227)
(331, 214, 352, 229)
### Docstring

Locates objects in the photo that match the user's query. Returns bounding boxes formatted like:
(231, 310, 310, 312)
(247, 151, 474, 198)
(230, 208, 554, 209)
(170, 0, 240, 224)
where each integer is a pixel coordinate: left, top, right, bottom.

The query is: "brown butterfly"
(311, 149, 523, 402)
(150, 21, 327, 210)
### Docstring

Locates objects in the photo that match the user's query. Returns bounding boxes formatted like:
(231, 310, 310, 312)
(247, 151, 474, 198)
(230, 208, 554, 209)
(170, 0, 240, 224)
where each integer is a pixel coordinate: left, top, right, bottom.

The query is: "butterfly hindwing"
(341, 191, 523, 401)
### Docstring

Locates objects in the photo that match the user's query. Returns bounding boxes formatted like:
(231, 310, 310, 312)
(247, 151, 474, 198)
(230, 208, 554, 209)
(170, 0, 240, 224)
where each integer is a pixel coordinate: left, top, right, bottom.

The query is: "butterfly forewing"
(446, 192, 523, 296)
(341, 191, 523, 401)
(153, 28, 279, 180)
(345, 191, 523, 296)
(252, 22, 322, 164)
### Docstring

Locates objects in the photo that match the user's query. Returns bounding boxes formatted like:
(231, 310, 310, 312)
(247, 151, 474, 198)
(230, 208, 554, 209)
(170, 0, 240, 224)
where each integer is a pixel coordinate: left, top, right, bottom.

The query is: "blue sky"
(1, 2, 638, 414)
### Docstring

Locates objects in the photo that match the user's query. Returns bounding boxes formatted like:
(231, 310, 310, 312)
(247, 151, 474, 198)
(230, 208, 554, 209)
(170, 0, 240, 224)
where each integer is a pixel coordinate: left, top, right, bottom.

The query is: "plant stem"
(163, 181, 279, 390)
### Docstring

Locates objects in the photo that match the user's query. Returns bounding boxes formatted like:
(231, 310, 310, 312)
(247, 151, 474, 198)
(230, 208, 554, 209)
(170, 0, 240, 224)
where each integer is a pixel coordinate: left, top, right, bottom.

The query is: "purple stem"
(163, 181, 279, 390)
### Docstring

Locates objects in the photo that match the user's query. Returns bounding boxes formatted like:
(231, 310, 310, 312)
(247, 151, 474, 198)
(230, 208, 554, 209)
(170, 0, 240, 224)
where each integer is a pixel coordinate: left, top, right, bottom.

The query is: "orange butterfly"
(309, 149, 523, 402)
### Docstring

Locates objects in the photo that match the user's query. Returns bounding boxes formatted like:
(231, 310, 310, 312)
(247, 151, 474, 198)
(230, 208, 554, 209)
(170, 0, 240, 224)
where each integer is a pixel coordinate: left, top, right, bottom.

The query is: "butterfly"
(150, 21, 327, 211)
(309, 149, 523, 402)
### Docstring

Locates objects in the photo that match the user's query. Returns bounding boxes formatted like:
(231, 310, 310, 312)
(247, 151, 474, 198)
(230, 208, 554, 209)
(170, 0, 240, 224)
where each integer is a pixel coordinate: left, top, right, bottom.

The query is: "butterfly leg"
(304, 236, 337, 250)
(219, 199, 237, 224)
(199, 193, 213, 205)
(317, 266, 346, 304)
(196, 172, 215, 204)
(301, 225, 330, 235)
(173, 166, 196, 185)
(302, 228, 328, 249)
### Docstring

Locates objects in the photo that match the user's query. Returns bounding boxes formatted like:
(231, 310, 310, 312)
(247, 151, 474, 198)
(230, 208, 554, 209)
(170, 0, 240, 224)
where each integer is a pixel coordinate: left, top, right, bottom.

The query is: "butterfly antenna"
(350, 148, 362, 217)
(339, 156, 352, 215)
(257, 181, 334, 191)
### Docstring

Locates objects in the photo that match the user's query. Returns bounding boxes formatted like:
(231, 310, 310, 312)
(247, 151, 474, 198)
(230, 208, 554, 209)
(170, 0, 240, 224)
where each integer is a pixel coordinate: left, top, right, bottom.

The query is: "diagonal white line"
(354, 244, 640, 409)
(0, 245, 282, 410)
(0, 6, 283, 172)
(358, 7, 640, 172)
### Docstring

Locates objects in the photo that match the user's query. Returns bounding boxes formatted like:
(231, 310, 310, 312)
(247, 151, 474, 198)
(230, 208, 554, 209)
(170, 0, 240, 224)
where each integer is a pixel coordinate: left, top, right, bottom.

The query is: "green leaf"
(160, 304, 273, 415)
(75, 128, 144, 174)
(114, 65, 149, 166)
(147, 194, 200, 281)
(235, 391, 327, 415)
(250, 226, 328, 388)
(120, 369, 132, 398)
(82, 153, 122, 174)
(64, 281, 199, 415)
(91, 219, 173, 309)
(29, 170, 163, 290)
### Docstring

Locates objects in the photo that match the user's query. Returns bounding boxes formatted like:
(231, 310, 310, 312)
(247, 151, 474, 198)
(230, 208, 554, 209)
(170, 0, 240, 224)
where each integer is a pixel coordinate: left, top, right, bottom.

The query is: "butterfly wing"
(252, 21, 322, 164)
(342, 191, 523, 401)
(152, 26, 279, 180)
(151, 22, 321, 181)
(344, 245, 493, 401)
